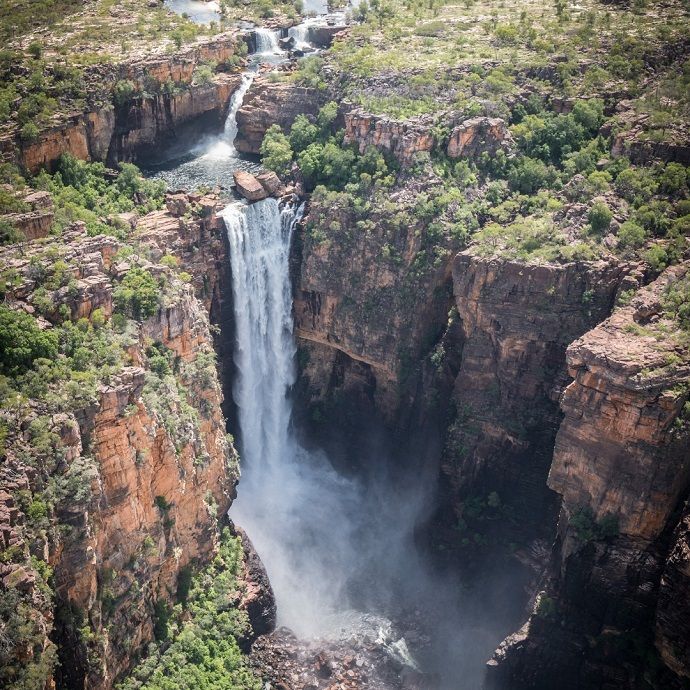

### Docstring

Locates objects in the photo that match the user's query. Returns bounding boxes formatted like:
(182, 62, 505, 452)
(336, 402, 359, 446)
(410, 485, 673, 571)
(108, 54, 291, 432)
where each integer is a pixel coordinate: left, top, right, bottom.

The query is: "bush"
(617, 220, 646, 248)
(644, 245, 668, 272)
(508, 157, 552, 194)
(289, 114, 318, 153)
(19, 121, 40, 143)
(0, 306, 59, 376)
(260, 125, 293, 177)
(113, 80, 137, 106)
(588, 201, 613, 233)
(193, 64, 214, 86)
(28, 41, 42, 59)
(114, 268, 161, 320)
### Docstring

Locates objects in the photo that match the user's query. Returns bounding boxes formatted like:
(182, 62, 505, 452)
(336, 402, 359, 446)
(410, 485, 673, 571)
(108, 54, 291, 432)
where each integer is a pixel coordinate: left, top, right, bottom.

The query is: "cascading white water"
(223, 198, 297, 475)
(254, 28, 280, 54)
(222, 198, 371, 637)
(287, 23, 310, 50)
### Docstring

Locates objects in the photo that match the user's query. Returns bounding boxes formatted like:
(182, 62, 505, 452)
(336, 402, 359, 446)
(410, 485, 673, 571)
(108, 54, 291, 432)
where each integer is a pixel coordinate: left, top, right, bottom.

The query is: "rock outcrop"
(343, 109, 434, 166)
(443, 253, 630, 541)
(0, 213, 239, 690)
(1, 33, 246, 173)
(233, 170, 269, 201)
(1, 190, 54, 240)
(447, 116, 513, 159)
(235, 78, 327, 154)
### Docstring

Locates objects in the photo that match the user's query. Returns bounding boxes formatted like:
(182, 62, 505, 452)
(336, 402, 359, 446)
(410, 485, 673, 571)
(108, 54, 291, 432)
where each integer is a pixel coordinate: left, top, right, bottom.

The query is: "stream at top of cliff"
(143, 8, 530, 689)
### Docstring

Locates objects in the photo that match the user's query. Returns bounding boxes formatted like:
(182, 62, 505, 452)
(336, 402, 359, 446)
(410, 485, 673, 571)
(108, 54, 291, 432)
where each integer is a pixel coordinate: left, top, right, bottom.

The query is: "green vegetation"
(32, 154, 166, 237)
(119, 528, 260, 690)
(114, 268, 162, 320)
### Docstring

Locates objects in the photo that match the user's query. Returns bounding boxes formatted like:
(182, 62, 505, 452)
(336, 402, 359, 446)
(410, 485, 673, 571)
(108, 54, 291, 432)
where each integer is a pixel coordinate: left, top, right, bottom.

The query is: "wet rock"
(233, 170, 269, 201)
(231, 523, 277, 641)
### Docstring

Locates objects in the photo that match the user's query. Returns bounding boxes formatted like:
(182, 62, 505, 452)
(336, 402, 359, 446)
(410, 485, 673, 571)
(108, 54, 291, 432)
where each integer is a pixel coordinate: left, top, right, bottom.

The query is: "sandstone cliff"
(487, 263, 690, 689)
(235, 78, 327, 154)
(1, 33, 246, 173)
(0, 211, 239, 689)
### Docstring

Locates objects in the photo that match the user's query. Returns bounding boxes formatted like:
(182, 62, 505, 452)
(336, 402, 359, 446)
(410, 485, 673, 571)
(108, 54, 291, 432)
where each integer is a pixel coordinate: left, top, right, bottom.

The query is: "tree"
(114, 268, 161, 320)
(588, 201, 613, 233)
(0, 306, 58, 376)
(617, 220, 646, 248)
(289, 115, 318, 153)
(260, 125, 293, 177)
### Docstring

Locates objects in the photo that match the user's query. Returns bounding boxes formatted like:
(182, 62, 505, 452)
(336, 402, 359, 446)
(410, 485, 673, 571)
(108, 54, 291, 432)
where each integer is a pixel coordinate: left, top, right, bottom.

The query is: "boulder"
(233, 171, 268, 202)
(256, 171, 286, 198)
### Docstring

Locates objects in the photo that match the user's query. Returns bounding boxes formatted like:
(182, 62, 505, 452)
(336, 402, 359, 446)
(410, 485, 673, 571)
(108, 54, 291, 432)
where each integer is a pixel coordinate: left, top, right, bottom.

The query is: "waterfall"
(222, 198, 299, 477)
(222, 197, 365, 637)
(222, 71, 254, 150)
(288, 23, 310, 49)
(254, 28, 280, 54)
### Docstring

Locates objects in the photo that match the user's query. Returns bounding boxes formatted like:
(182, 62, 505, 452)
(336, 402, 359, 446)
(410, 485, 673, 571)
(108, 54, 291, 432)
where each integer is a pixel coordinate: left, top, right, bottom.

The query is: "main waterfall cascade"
(222, 197, 364, 636)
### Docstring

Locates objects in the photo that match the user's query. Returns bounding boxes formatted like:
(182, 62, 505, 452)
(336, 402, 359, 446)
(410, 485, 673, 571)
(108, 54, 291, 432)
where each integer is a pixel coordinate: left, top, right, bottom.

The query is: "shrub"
(19, 121, 40, 143)
(508, 157, 552, 194)
(260, 125, 293, 177)
(113, 80, 137, 106)
(617, 220, 646, 248)
(644, 245, 668, 272)
(114, 268, 161, 320)
(193, 64, 214, 85)
(615, 167, 658, 205)
(588, 201, 613, 233)
(658, 162, 688, 196)
(0, 306, 59, 376)
(0, 218, 24, 245)
(289, 114, 318, 153)
(28, 41, 42, 59)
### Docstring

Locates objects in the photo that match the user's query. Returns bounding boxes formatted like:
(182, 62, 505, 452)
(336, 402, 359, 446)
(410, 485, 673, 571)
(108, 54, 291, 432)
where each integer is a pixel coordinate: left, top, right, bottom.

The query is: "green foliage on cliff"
(0, 306, 59, 376)
(114, 268, 162, 320)
(34, 154, 165, 237)
(119, 528, 259, 690)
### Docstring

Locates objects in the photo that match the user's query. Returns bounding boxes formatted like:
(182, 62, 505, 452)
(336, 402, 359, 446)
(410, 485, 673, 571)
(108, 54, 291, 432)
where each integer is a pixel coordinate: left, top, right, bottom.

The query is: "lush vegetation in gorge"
(118, 529, 260, 690)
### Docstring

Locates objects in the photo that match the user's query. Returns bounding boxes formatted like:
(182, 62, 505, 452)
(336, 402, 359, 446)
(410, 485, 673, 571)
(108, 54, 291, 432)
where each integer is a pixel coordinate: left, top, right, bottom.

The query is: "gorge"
(0, 0, 689, 689)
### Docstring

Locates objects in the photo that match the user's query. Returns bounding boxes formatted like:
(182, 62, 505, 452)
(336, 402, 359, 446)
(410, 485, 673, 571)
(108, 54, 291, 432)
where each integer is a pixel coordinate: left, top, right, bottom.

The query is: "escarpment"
(1, 33, 246, 173)
(0, 209, 243, 689)
(487, 265, 690, 688)
(235, 77, 327, 154)
(442, 254, 632, 541)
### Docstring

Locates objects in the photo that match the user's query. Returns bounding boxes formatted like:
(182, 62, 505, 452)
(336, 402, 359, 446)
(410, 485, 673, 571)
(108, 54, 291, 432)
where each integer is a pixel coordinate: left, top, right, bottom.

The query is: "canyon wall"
(487, 265, 690, 689)
(0, 33, 246, 173)
(0, 197, 242, 690)
(235, 78, 328, 154)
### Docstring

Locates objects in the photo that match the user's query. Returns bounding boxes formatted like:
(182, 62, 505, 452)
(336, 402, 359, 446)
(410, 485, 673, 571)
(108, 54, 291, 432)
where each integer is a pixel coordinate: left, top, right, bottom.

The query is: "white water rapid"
(254, 28, 281, 54)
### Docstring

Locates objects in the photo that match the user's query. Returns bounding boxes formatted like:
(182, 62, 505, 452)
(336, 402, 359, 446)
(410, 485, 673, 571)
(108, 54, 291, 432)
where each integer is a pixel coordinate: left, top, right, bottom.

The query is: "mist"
(224, 197, 528, 688)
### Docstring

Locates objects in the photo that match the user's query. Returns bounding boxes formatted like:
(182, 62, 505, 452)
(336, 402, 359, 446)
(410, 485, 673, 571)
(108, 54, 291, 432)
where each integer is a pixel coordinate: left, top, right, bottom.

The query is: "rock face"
(1, 33, 245, 173)
(235, 78, 327, 154)
(0, 203, 242, 690)
(343, 109, 434, 166)
(1, 190, 54, 240)
(108, 74, 242, 165)
(293, 187, 458, 422)
(443, 253, 629, 540)
(447, 117, 513, 159)
(233, 170, 269, 201)
(487, 264, 690, 688)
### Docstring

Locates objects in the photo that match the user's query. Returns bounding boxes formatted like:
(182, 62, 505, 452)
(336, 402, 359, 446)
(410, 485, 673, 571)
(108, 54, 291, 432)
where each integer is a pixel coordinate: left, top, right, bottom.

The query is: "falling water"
(254, 27, 280, 54)
(222, 198, 372, 637)
(287, 23, 310, 50)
